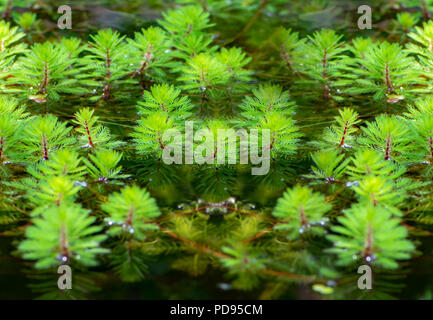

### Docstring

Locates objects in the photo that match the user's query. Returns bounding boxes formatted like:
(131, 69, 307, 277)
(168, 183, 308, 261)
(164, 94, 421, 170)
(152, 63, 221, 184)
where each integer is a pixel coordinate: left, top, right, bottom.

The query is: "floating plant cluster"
(1, 0, 433, 300)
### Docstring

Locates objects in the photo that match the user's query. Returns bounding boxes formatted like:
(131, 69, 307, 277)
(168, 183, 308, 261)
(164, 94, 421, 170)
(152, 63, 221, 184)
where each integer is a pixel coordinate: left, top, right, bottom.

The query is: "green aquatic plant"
(311, 107, 360, 150)
(394, 12, 419, 35)
(82, 149, 129, 185)
(29, 149, 87, 181)
(272, 185, 332, 239)
(102, 185, 160, 240)
(13, 11, 39, 34)
(273, 27, 306, 74)
(0, 96, 28, 168)
(343, 42, 426, 102)
(19, 115, 75, 161)
(127, 26, 173, 84)
(347, 149, 405, 181)
(296, 28, 347, 101)
(137, 83, 194, 119)
(254, 112, 301, 158)
(2, 0, 433, 301)
(159, 5, 216, 61)
(73, 107, 124, 150)
(8, 42, 83, 103)
(358, 114, 415, 162)
(304, 149, 351, 185)
(178, 52, 231, 93)
(238, 84, 296, 124)
(19, 204, 108, 269)
(327, 203, 414, 269)
(131, 111, 179, 158)
(79, 29, 134, 102)
(0, 20, 27, 87)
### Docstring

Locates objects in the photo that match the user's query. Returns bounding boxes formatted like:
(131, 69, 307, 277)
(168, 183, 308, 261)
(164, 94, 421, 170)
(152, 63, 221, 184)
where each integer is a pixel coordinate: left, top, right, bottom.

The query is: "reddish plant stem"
(84, 120, 95, 147)
(60, 225, 70, 258)
(384, 64, 394, 93)
(162, 229, 229, 259)
(261, 269, 320, 283)
(38, 63, 48, 94)
(41, 134, 49, 160)
(162, 229, 322, 283)
(339, 120, 349, 147)
(0, 136, 4, 164)
(362, 225, 373, 258)
(136, 47, 153, 75)
(299, 207, 308, 226)
(241, 229, 272, 244)
(384, 134, 391, 160)
(157, 133, 165, 150)
(126, 206, 134, 226)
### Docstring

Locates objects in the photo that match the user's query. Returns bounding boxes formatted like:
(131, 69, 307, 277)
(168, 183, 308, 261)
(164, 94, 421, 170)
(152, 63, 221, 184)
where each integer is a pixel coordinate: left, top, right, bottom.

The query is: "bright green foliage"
(405, 97, 433, 167)
(131, 112, 178, 158)
(272, 185, 332, 238)
(347, 149, 405, 181)
(0, 19, 26, 57)
(327, 204, 414, 269)
(343, 42, 425, 102)
(137, 83, 193, 119)
(19, 115, 75, 161)
(9, 42, 83, 102)
(30, 149, 87, 181)
(394, 12, 419, 34)
(407, 20, 433, 60)
(59, 37, 86, 60)
(159, 5, 214, 36)
(159, 5, 215, 60)
(406, 95, 433, 119)
(238, 84, 296, 123)
(127, 26, 172, 82)
(304, 149, 350, 184)
(171, 31, 217, 60)
(312, 107, 360, 150)
(79, 29, 133, 102)
(410, 113, 433, 163)
(73, 107, 124, 150)
(0, 96, 28, 167)
(177, 48, 250, 95)
(102, 185, 160, 240)
(2, 0, 433, 300)
(255, 112, 301, 158)
(178, 52, 231, 92)
(0, 20, 27, 87)
(358, 114, 414, 162)
(215, 47, 252, 85)
(297, 29, 346, 101)
(13, 12, 39, 34)
(190, 119, 239, 166)
(19, 204, 108, 269)
(346, 37, 374, 60)
(82, 149, 129, 184)
(273, 27, 306, 73)
(352, 175, 404, 214)
(28, 175, 81, 213)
